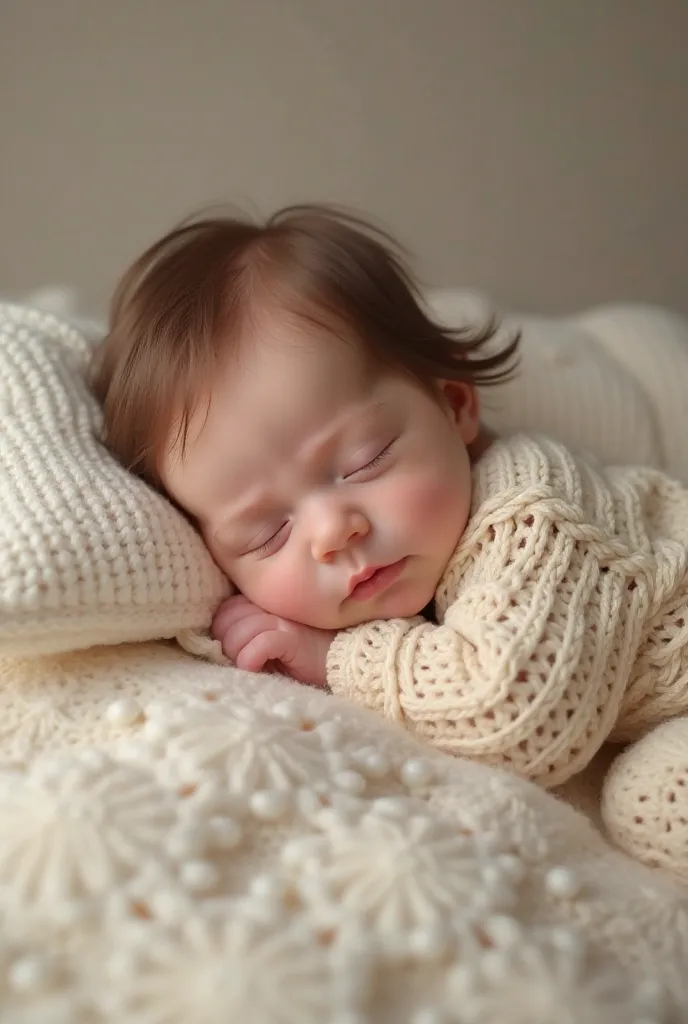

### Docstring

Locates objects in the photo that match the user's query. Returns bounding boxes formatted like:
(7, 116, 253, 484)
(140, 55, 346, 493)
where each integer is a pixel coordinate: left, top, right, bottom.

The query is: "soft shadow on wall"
(0, 0, 686, 315)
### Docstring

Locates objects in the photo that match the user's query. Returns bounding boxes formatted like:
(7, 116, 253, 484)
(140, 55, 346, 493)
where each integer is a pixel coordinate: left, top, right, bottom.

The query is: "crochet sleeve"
(326, 513, 636, 788)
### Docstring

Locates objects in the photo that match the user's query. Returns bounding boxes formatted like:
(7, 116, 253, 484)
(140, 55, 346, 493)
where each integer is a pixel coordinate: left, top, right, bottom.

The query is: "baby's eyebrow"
(291, 399, 387, 466)
(214, 496, 276, 543)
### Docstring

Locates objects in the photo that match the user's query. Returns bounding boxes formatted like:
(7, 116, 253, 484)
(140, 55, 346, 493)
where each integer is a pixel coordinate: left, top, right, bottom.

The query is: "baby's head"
(94, 205, 518, 629)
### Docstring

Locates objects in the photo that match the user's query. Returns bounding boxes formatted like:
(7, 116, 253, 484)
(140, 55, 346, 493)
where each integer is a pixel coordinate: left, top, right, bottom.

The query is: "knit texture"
(327, 434, 688, 793)
(0, 639, 683, 1023)
(0, 302, 230, 657)
(601, 718, 688, 883)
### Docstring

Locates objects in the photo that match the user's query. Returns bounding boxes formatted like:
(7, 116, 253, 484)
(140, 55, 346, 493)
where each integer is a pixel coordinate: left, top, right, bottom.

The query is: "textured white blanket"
(0, 641, 685, 1022)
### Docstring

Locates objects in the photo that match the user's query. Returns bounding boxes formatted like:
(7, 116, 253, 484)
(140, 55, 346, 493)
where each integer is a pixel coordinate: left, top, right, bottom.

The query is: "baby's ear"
(439, 380, 480, 445)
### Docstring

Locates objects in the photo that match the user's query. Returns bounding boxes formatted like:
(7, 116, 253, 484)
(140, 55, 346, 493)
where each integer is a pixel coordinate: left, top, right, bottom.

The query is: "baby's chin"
(318, 589, 436, 630)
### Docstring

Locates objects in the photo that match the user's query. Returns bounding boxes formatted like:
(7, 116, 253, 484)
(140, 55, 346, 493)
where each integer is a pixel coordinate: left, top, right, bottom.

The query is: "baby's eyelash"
(251, 523, 288, 557)
(366, 446, 391, 469)
(358, 441, 395, 473)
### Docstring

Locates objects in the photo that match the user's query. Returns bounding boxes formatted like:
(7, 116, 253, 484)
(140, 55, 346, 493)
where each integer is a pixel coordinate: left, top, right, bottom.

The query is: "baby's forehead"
(163, 330, 390, 519)
(211, 320, 380, 426)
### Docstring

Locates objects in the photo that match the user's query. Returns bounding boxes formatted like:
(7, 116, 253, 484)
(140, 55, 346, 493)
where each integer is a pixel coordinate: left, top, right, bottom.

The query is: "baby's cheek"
(247, 561, 320, 625)
(390, 472, 467, 534)
(249, 568, 298, 619)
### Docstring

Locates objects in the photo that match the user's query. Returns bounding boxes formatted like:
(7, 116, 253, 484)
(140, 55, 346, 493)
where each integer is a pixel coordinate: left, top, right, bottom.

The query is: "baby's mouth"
(347, 559, 407, 600)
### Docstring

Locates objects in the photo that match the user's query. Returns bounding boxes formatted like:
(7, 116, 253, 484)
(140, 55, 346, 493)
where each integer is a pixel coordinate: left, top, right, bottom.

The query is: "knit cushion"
(427, 290, 688, 483)
(0, 303, 230, 657)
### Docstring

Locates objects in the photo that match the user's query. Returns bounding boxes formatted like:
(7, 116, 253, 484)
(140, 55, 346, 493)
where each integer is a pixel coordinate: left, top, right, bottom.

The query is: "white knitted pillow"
(0, 303, 230, 657)
(427, 289, 688, 483)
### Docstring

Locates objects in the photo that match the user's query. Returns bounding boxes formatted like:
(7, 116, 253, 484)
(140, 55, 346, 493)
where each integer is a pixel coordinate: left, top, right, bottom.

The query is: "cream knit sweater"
(327, 434, 688, 789)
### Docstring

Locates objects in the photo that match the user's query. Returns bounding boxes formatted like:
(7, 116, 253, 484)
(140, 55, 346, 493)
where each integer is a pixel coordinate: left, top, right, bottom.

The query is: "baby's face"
(161, 317, 478, 629)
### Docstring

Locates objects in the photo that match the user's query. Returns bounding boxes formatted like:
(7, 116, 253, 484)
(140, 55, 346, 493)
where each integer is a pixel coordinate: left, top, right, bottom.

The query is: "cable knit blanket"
(1, 298, 688, 1022)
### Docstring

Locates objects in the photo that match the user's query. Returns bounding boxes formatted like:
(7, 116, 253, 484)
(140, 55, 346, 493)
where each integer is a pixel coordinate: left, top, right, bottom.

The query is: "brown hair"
(92, 204, 519, 488)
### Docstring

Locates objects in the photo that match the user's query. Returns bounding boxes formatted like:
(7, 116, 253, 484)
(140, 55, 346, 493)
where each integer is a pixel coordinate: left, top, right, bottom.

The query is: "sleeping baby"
(93, 204, 688, 879)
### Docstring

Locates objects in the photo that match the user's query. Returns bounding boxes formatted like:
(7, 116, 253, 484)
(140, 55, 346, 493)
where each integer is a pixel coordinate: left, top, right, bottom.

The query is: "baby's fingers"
(217, 612, 273, 664)
(212, 594, 264, 640)
(235, 630, 295, 674)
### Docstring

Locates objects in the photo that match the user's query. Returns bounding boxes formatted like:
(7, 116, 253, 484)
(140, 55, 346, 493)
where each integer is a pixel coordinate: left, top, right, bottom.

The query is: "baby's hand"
(211, 594, 336, 689)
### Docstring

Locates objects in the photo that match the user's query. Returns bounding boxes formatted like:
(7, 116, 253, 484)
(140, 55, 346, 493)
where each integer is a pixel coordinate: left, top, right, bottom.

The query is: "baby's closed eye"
(246, 521, 291, 558)
(344, 439, 396, 479)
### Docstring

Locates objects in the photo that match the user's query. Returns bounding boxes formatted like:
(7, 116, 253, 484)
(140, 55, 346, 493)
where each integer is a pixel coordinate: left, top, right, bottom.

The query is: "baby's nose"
(311, 507, 370, 563)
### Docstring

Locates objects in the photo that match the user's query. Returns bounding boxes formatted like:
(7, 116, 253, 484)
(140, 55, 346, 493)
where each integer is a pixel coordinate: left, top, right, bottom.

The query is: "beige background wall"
(1, 0, 686, 316)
